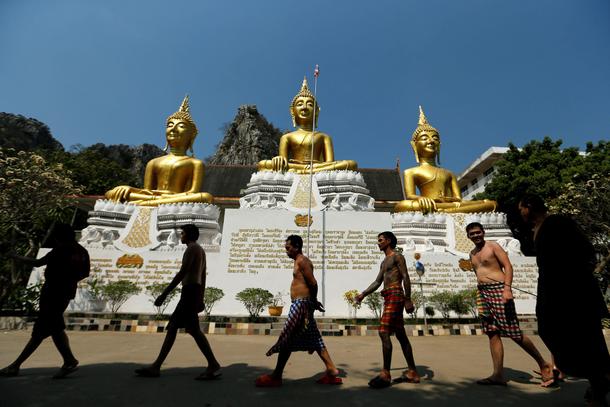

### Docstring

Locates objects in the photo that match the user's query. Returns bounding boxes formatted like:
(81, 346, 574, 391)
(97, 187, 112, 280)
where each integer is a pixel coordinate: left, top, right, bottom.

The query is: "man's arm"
(154, 246, 191, 306)
(355, 267, 384, 303)
(493, 243, 514, 302)
(10, 252, 49, 268)
(396, 254, 415, 313)
(298, 257, 320, 305)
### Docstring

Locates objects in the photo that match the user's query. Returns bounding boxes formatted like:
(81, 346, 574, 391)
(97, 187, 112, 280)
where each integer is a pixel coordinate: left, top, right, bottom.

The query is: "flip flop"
(393, 371, 421, 384)
(255, 374, 282, 387)
(195, 372, 222, 381)
(316, 374, 343, 385)
(368, 375, 392, 389)
(0, 366, 19, 377)
(476, 377, 507, 386)
(52, 363, 79, 379)
(134, 367, 160, 378)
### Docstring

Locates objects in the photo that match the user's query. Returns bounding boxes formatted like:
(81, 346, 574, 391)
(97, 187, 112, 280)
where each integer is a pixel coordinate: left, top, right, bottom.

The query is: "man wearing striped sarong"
(355, 231, 420, 388)
(255, 235, 342, 387)
(467, 222, 553, 387)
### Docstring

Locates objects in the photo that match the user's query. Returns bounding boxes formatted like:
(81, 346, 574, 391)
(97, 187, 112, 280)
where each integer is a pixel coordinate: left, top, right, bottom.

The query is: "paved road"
(0, 331, 596, 406)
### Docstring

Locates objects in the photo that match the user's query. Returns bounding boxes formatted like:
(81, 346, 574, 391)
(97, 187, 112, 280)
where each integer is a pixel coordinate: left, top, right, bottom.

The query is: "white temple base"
(240, 171, 375, 211)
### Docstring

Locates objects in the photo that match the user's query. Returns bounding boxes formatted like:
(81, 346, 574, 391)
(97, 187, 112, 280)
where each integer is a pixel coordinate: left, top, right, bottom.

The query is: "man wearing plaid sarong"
(255, 235, 342, 387)
(355, 231, 421, 388)
(467, 222, 553, 387)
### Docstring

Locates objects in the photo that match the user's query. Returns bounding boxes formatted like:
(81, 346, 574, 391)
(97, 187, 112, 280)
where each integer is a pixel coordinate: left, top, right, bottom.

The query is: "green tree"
(448, 291, 470, 320)
(204, 287, 225, 317)
(235, 288, 273, 319)
(479, 138, 608, 254)
(100, 280, 141, 314)
(428, 291, 454, 319)
(146, 282, 179, 317)
(549, 173, 610, 287)
(459, 288, 479, 318)
(0, 149, 81, 308)
(363, 292, 383, 319)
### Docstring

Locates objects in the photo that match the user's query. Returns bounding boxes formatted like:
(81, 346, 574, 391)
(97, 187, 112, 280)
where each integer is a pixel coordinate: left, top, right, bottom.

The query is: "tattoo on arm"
(397, 254, 411, 299)
(361, 266, 384, 297)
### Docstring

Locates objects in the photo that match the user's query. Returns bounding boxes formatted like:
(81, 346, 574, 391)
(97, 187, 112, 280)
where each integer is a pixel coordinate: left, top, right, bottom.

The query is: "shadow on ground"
(0, 362, 588, 407)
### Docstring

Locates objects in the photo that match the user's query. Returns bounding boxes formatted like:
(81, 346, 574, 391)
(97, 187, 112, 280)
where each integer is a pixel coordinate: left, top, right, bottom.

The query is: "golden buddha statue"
(394, 106, 496, 214)
(105, 96, 213, 206)
(257, 78, 357, 174)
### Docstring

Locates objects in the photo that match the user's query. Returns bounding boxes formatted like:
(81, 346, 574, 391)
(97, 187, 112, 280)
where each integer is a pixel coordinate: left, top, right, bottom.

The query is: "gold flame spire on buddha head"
(290, 77, 320, 127)
(411, 106, 441, 165)
(166, 95, 198, 155)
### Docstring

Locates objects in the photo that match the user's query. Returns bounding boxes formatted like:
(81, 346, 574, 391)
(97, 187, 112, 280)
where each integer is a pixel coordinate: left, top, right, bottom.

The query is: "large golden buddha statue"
(394, 107, 496, 214)
(105, 96, 213, 206)
(257, 78, 357, 174)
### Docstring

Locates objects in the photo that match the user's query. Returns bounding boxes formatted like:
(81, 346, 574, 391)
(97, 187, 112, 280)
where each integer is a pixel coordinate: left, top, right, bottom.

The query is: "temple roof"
(202, 165, 404, 203)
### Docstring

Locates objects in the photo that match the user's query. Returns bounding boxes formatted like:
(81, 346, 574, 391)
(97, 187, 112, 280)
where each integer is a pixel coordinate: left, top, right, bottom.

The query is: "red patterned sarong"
(379, 285, 405, 334)
(478, 282, 523, 340)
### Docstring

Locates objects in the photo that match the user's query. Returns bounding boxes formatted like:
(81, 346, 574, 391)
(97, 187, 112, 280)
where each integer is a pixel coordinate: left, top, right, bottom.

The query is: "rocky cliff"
(207, 105, 282, 165)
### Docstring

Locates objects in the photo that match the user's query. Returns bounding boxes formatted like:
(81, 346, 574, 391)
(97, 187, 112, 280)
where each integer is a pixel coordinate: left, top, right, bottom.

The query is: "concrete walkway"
(0, 331, 597, 406)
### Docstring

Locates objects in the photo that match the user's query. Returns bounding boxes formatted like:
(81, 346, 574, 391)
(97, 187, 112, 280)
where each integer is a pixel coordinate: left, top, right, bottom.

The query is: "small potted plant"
(268, 291, 285, 316)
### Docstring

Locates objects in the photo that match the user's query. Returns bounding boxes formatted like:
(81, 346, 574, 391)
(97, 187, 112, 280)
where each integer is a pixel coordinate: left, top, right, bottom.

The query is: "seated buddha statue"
(257, 77, 357, 174)
(394, 106, 497, 214)
(105, 96, 213, 206)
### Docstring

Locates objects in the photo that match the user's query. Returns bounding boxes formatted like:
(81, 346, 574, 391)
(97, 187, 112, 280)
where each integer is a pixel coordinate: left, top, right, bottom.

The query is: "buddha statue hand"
(105, 186, 153, 202)
(271, 156, 289, 172)
(416, 196, 437, 214)
(105, 185, 135, 202)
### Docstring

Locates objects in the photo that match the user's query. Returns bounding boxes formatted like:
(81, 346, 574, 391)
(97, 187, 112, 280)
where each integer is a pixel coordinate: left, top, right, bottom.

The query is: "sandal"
(255, 374, 282, 387)
(134, 366, 160, 378)
(368, 375, 392, 389)
(52, 361, 79, 379)
(0, 366, 19, 377)
(393, 369, 421, 384)
(316, 374, 343, 385)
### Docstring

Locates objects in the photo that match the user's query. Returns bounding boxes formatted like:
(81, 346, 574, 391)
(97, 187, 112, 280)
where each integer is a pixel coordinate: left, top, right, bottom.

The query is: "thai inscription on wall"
(227, 227, 383, 274)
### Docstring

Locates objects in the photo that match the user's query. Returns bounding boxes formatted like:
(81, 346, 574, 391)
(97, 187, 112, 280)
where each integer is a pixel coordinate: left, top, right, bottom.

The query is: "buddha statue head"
(290, 77, 320, 128)
(165, 95, 198, 155)
(411, 106, 441, 165)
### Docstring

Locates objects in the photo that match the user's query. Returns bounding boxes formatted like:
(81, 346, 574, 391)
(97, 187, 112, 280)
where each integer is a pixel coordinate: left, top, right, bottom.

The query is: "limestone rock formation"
(0, 112, 63, 152)
(207, 105, 282, 165)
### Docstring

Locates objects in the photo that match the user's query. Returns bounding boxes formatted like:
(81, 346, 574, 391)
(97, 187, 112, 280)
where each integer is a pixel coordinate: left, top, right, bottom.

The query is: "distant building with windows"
(457, 146, 509, 200)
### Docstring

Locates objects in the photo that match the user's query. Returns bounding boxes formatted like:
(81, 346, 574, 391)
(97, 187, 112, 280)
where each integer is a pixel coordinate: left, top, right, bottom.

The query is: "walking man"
(135, 224, 220, 380)
(1, 223, 89, 379)
(466, 222, 553, 386)
(255, 235, 342, 387)
(519, 195, 610, 405)
(355, 231, 420, 388)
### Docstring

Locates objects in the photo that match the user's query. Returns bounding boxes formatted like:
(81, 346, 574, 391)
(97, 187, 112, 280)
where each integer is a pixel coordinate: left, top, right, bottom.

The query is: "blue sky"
(1, 0, 608, 175)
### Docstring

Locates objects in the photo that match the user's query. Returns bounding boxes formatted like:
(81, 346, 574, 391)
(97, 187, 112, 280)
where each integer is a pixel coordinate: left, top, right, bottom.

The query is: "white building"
(457, 146, 509, 200)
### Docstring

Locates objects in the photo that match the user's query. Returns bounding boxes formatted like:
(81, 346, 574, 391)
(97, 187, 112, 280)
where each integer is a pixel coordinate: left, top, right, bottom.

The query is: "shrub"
(235, 288, 273, 319)
(100, 280, 141, 314)
(448, 291, 470, 320)
(3, 283, 42, 315)
(363, 292, 383, 319)
(424, 306, 435, 317)
(146, 282, 179, 317)
(459, 288, 479, 318)
(428, 291, 453, 319)
(204, 287, 224, 316)
(409, 290, 425, 318)
(343, 289, 362, 318)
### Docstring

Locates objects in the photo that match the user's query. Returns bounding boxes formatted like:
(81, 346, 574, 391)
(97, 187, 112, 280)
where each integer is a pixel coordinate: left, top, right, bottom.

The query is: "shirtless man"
(255, 235, 342, 387)
(355, 231, 420, 388)
(466, 222, 553, 386)
(134, 224, 220, 380)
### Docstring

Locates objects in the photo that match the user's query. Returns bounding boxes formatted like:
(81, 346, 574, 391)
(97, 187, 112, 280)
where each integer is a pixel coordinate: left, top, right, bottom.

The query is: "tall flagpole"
(306, 65, 319, 257)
